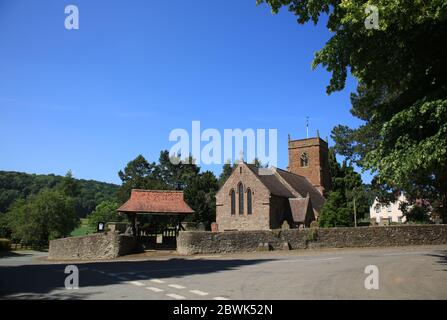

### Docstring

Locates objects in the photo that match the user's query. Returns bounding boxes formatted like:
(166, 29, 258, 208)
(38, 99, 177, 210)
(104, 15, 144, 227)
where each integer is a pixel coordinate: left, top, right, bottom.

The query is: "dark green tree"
(319, 149, 370, 227)
(319, 191, 351, 227)
(218, 160, 234, 186)
(158, 151, 200, 190)
(117, 155, 168, 202)
(258, 0, 447, 221)
(184, 171, 219, 229)
(6, 189, 79, 247)
(58, 170, 80, 197)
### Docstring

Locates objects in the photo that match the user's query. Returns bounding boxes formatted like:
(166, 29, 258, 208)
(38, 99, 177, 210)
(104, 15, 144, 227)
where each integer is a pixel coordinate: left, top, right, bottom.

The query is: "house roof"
(117, 189, 195, 214)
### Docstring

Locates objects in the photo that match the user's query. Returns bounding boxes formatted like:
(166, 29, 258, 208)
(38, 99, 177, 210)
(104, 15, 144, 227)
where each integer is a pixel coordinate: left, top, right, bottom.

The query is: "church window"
(238, 182, 244, 215)
(247, 188, 252, 215)
(230, 189, 235, 215)
(300, 152, 309, 167)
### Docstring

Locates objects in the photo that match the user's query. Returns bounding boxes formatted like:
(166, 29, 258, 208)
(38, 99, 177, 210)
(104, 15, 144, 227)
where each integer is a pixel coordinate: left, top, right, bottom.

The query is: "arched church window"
(300, 152, 309, 167)
(230, 189, 235, 215)
(238, 183, 244, 215)
(247, 188, 252, 215)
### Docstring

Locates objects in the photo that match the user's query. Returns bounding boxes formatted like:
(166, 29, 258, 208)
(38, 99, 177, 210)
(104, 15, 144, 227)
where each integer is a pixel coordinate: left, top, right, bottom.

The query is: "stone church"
(215, 136, 331, 231)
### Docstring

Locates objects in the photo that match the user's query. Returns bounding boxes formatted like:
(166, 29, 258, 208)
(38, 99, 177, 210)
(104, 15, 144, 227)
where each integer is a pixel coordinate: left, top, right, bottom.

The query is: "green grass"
(70, 218, 95, 237)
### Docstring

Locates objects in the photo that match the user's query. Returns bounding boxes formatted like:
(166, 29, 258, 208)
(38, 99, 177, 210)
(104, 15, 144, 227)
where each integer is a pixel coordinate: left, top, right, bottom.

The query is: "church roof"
(289, 197, 310, 223)
(246, 164, 295, 198)
(245, 164, 325, 213)
(274, 168, 325, 213)
(117, 189, 195, 214)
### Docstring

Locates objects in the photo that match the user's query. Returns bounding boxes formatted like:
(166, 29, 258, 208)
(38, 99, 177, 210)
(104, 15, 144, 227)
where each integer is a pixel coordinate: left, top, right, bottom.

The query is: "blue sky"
(0, 0, 368, 184)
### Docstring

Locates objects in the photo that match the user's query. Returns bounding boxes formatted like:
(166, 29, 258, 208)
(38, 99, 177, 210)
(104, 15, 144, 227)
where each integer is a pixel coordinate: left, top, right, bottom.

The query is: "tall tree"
(58, 170, 80, 198)
(158, 151, 200, 190)
(319, 148, 370, 227)
(184, 171, 219, 228)
(117, 155, 168, 202)
(218, 160, 234, 186)
(258, 0, 447, 221)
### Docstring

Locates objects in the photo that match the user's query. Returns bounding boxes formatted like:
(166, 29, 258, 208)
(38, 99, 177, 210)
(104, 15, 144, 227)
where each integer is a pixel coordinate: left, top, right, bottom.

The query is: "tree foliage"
(117, 152, 218, 228)
(319, 149, 371, 227)
(87, 200, 123, 229)
(5, 189, 79, 247)
(258, 0, 447, 220)
(0, 170, 118, 218)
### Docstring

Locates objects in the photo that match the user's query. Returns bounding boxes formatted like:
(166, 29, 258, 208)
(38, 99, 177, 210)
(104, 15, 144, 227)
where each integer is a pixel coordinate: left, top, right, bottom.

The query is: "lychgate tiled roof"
(117, 189, 194, 214)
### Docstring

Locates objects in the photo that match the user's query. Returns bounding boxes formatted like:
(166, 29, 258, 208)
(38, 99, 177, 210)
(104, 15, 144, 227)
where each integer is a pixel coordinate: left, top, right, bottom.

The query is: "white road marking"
(127, 272, 136, 275)
(190, 290, 209, 296)
(98, 271, 105, 274)
(137, 275, 146, 279)
(150, 279, 165, 284)
(166, 293, 186, 300)
(128, 281, 145, 287)
(146, 287, 164, 293)
(213, 297, 229, 300)
(168, 284, 186, 289)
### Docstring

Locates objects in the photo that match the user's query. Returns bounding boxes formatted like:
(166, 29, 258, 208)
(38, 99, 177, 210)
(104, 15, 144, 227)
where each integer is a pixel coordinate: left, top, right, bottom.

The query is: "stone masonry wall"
(177, 225, 447, 255)
(216, 163, 271, 231)
(49, 232, 136, 260)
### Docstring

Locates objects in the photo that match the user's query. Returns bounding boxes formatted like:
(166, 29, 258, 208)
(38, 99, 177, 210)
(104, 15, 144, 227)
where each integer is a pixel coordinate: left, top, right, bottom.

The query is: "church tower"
(288, 133, 332, 196)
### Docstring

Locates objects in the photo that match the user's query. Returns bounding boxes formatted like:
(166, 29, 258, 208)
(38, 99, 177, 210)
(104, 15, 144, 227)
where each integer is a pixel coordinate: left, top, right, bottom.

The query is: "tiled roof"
(246, 165, 295, 198)
(289, 197, 310, 223)
(117, 189, 194, 214)
(245, 164, 325, 215)
(274, 168, 325, 213)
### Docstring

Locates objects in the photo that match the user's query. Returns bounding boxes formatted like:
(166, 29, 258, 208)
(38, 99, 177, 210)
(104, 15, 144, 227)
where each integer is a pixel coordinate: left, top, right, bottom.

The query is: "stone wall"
(177, 225, 447, 255)
(216, 163, 271, 231)
(49, 232, 136, 260)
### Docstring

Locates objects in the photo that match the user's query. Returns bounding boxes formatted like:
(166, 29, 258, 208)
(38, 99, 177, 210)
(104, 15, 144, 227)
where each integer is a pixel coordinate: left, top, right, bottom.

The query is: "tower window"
(300, 152, 309, 167)
(247, 188, 252, 215)
(230, 189, 235, 215)
(238, 183, 244, 215)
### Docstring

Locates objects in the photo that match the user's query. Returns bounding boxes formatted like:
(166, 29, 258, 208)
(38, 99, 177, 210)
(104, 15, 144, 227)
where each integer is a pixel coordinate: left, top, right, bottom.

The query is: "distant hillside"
(0, 171, 119, 217)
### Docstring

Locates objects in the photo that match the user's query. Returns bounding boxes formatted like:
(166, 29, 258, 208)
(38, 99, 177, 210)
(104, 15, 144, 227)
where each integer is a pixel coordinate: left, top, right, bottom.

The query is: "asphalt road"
(0, 245, 446, 300)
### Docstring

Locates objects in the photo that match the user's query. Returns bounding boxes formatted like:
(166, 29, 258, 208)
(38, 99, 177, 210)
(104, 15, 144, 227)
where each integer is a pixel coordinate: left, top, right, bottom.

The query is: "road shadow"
(0, 251, 35, 258)
(0, 256, 273, 299)
(426, 250, 447, 271)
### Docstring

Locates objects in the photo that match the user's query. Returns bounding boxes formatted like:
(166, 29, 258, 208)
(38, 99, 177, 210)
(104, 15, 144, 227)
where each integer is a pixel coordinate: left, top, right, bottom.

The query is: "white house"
(369, 192, 407, 224)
